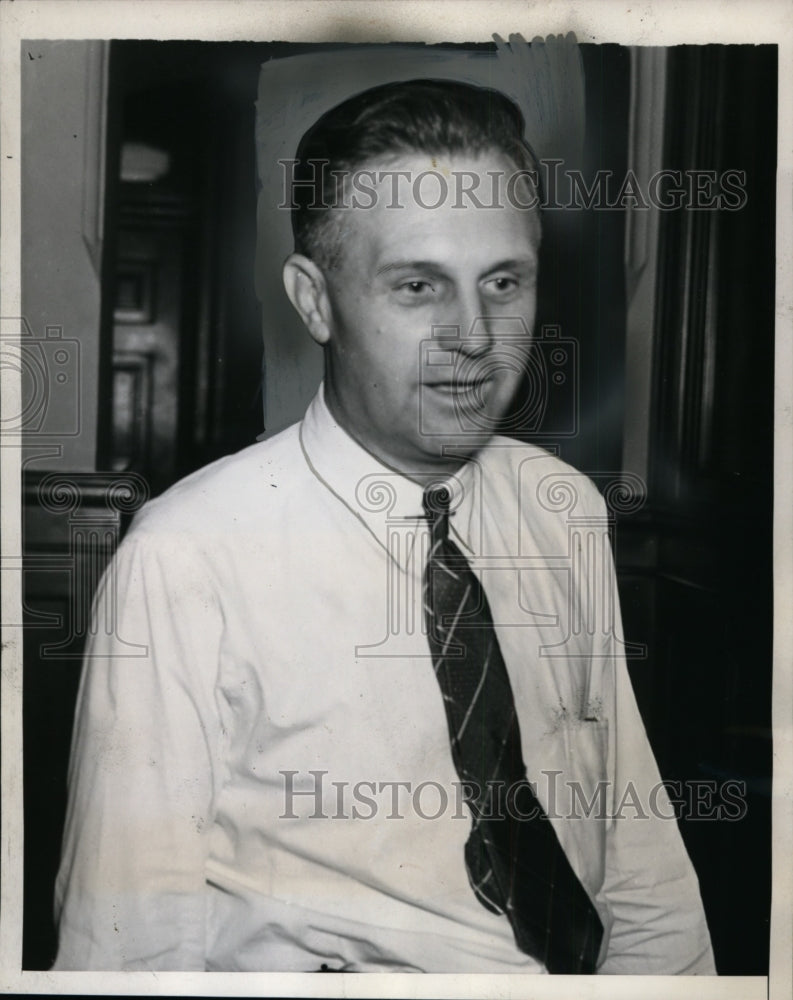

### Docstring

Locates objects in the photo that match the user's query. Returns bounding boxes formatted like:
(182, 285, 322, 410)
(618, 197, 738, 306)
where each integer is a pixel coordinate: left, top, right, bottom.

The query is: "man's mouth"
(423, 380, 495, 406)
(424, 378, 494, 394)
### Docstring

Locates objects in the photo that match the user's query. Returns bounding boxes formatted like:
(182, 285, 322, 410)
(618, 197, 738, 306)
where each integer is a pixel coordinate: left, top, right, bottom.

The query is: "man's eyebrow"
(482, 258, 538, 276)
(375, 260, 448, 277)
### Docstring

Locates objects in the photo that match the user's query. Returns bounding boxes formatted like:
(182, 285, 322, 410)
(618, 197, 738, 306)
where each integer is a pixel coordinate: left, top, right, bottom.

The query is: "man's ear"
(282, 253, 333, 346)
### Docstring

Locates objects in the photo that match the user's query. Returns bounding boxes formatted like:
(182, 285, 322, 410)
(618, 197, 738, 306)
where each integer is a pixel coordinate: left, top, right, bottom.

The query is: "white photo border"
(1, 2, 790, 998)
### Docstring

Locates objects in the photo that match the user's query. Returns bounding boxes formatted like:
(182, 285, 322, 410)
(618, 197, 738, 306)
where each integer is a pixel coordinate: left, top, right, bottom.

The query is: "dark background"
(22, 41, 775, 973)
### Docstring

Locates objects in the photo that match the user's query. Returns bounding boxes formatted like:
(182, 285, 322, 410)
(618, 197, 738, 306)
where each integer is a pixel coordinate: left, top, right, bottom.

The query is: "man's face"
(320, 152, 541, 477)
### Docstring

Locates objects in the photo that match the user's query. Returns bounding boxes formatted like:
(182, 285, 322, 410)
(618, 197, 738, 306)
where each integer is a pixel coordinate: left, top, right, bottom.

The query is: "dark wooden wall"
(615, 46, 776, 974)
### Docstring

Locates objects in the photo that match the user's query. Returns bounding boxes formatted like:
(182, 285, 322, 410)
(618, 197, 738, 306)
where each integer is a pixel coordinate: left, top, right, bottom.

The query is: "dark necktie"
(422, 483, 603, 974)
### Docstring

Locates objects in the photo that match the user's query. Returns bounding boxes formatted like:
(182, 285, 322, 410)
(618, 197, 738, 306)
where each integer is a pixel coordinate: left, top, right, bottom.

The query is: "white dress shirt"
(53, 385, 715, 974)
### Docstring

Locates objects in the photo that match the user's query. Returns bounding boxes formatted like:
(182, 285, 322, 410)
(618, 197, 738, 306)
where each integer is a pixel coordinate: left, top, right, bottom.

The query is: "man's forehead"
(369, 222, 540, 265)
(351, 149, 532, 188)
(332, 151, 541, 255)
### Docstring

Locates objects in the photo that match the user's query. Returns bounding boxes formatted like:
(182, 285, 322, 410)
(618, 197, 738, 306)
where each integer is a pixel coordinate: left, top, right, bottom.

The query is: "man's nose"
(446, 290, 493, 357)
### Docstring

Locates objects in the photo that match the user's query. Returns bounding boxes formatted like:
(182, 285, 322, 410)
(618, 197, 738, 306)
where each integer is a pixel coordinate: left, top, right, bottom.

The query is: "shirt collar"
(299, 384, 477, 572)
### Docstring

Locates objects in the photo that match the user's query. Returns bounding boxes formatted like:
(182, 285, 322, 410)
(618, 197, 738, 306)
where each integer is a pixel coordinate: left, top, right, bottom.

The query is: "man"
(53, 79, 715, 974)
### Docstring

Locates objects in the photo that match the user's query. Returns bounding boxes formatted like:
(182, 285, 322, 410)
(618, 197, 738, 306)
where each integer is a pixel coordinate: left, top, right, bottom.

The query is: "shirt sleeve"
(52, 524, 226, 970)
(594, 498, 716, 974)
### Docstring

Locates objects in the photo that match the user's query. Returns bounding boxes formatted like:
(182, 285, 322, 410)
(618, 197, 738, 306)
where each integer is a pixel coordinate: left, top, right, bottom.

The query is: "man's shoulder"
(479, 436, 605, 516)
(130, 422, 307, 537)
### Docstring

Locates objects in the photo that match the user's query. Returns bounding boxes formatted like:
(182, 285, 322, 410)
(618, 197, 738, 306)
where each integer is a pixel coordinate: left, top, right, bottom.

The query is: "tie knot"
(423, 484, 451, 539)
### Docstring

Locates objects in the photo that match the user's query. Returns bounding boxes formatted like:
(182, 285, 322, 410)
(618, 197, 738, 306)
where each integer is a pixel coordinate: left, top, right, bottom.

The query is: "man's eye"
(484, 276, 519, 295)
(393, 280, 436, 303)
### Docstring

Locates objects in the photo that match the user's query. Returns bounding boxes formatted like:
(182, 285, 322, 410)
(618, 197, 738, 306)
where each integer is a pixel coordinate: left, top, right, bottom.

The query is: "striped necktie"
(422, 483, 603, 974)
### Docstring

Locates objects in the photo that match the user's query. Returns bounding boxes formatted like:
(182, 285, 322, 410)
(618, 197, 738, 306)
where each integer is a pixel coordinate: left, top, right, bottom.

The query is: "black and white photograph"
(0, 1, 790, 996)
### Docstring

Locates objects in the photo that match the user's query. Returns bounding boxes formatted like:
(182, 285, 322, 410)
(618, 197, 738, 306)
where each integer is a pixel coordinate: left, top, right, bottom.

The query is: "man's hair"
(289, 78, 541, 270)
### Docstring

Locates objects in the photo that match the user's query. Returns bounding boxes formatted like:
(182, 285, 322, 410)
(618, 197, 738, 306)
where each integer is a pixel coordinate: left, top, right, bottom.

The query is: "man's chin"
(412, 430, 496, 472)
